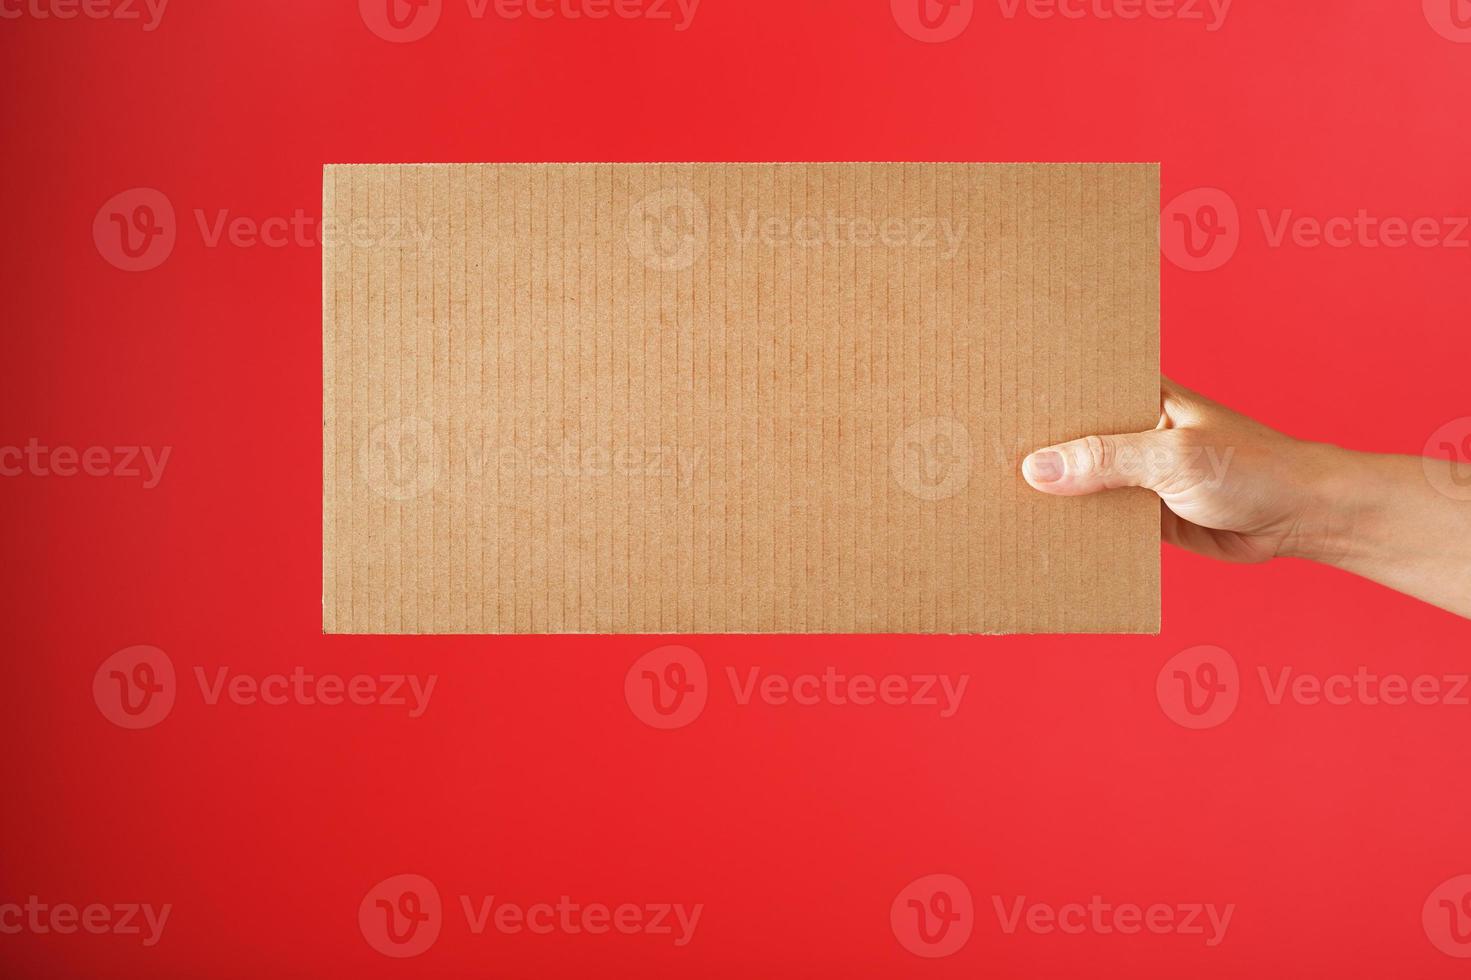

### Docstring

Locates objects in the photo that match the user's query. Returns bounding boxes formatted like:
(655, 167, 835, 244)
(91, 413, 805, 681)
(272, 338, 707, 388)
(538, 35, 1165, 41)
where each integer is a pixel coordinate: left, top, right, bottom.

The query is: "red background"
(4, 0, 1470, 976)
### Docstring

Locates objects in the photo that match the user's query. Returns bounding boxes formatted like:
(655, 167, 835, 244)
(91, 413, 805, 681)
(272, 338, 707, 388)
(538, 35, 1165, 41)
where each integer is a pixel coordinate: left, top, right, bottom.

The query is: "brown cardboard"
(323, 163, 1160, 634)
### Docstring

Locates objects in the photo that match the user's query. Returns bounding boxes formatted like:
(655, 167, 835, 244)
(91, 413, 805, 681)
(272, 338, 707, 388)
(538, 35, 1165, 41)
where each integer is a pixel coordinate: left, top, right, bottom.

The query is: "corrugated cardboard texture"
(324, 163, 1160, 634)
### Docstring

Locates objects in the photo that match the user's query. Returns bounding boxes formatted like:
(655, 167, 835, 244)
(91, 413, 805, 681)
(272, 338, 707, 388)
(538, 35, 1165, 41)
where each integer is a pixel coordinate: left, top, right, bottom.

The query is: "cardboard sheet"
(323, 163, 1160, 634)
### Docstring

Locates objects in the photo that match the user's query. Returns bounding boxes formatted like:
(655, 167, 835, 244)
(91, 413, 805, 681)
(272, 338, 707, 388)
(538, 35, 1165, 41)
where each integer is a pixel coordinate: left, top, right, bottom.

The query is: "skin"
(1021, 377, 1471, 620)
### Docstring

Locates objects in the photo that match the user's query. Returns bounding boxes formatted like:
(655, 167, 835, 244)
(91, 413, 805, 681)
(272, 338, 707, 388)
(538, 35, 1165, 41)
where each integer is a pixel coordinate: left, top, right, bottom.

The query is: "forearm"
(1288, 446, 1471, 618)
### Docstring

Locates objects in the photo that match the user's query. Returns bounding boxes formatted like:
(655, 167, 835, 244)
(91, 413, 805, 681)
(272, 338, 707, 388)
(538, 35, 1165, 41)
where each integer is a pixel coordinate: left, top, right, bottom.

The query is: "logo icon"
(891, 874, 974, 958)
(891, 417, 972, 501)
(1424, 417, 1471, 502)
(93, 646, 176, 729)
(1424, 875, 1471, 957)
(1157, 645, 1239, 730)
(1161, 188, 1240, 272)
(93, 188, 176, 272)
(892, 0, 974, 43)
(625, 646, 708, 730)
(360, 874, 442, 958)
(360, 417, 441, 501)
(359, 0, 442, 42)
(626, 187, 708, 272)
(1425, 0, 1471, 42)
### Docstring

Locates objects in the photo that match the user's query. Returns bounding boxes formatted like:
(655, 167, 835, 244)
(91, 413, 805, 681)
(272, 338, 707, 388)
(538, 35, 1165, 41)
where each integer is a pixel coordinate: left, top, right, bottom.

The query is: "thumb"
(1022, 431, 1180, 496)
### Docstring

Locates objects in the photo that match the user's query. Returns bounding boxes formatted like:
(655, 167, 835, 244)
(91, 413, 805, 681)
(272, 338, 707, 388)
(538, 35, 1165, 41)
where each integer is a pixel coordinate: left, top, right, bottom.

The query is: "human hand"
(1021, 377, 1471, 617)
(1020, 377, 1337, 564)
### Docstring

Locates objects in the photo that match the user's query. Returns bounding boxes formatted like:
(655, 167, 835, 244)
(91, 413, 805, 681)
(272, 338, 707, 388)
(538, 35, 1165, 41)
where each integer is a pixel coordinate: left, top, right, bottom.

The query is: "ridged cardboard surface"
(323, 163, 1160, 634)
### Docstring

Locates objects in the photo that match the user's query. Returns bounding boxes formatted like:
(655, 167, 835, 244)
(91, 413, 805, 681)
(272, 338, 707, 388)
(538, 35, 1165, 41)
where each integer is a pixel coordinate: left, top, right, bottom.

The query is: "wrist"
(1280, 443, 1391, 567)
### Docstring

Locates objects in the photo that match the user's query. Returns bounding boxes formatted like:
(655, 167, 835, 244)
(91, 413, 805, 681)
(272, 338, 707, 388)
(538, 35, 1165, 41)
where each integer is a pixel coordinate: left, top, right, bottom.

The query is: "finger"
(1161, 504, 1205, 551)
(1022, 430, 1180, 496)
(1162, 505, 1226, 558)
(1161, 375, 1194, 402)
(1160, 376, 1209, 428)
(1162, 503, 1271, 564)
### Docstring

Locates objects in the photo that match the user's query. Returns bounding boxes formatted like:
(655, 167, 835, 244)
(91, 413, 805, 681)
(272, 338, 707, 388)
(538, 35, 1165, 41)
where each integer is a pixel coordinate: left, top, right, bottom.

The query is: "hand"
(1019, 377, 1328, 564)
(1021, 377, 1471, 618)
